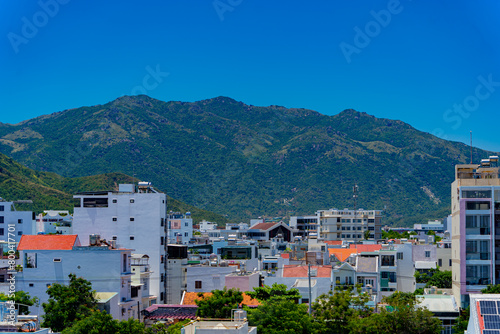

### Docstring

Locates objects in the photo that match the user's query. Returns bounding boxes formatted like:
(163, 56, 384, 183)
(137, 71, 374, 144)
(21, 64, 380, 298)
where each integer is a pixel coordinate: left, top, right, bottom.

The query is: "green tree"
(247, 298, 319, 334)
(247, 283, 301, 302)
(42, 273, 98, 332)
(0, 291, 38, 315)
(165, 320, 190, 334)
(62, 310, 149, 334)
(312, 285, 371, 334)
(350, 292, 441, 334)
(414, 268, 451, 288)
(453, 306, 470, 334)
(61, 311, 120, 334)
(482, 284, 500, 293)
(195, 287, 243, 319)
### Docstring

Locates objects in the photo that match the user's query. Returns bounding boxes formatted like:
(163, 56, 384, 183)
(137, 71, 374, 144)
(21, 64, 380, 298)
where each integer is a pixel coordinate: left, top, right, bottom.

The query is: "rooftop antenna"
(353, 183, 358, 211)
(470, 131, 473, 164)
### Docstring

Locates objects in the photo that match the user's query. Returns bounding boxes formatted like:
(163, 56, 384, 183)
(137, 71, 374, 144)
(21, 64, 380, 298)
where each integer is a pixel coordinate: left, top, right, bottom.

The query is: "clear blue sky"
(1, 0, 500, 152)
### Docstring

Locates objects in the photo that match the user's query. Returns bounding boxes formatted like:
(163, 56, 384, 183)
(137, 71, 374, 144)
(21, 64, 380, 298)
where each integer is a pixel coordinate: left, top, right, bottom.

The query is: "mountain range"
(0, 152, 231, 224)
(0, 95, 493, 226)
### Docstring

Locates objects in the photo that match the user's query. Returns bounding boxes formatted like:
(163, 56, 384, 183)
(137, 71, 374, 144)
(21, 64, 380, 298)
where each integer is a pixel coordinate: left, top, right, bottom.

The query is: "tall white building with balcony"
(72, 182, 168, 303)
(451, 156, 500, 308)
(317, 208, 382, 241)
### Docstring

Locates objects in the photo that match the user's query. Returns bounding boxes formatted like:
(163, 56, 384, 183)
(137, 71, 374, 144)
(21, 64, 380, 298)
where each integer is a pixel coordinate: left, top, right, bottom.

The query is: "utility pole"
(470, 131, 473, 164)
(353, 184, 358, 211)
(308, 263, 312, 315)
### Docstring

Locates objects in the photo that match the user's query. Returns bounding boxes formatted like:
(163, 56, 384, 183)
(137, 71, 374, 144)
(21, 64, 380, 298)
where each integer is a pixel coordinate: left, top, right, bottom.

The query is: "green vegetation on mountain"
(0, 95, 494, 226)
(0, 152, 232, 224)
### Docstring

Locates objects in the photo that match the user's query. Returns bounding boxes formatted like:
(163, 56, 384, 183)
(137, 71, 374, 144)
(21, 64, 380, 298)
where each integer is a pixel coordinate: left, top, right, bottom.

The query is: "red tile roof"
(17, 235, 80, 251)
(349, 244, 382, 253)
(250, 222, 279, 230)
(283, 265, 332, 278)
(324, 240, 343, 246)
(328, 248, 358, 262)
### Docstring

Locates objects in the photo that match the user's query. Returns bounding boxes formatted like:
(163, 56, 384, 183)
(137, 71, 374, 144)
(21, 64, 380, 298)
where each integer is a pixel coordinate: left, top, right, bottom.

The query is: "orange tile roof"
(250, 222, 279, 230)
(324, 240, 343, 246)
(17, 235, 80, 251)
(283, 265, 332, 278)
(328, 248, 358, 262)
(349, 244, 382, 253)
(181, 292, 260, 306)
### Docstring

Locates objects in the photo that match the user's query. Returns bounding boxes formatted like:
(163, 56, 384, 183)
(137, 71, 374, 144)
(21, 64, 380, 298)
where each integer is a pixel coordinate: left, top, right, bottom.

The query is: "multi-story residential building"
(167, 212, 193, 244)
(131, 254, 155, 310)
(165, 245, 188, 304)
(289, 215, 319, 238)
(16, 234, 137, 320)
(72, 182, 168, 303)
(317, 208, 382, 241)
(451, 156, 500, 308)
(0, 199, 35, 243)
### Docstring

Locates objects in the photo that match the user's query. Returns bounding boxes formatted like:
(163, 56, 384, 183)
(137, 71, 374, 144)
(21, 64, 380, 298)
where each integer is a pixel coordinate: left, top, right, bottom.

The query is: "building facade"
(0, 199, 35, 243)
(317, 209, 382, 241)
(72, 182, 168, 303)
(451, 157, 500, 308)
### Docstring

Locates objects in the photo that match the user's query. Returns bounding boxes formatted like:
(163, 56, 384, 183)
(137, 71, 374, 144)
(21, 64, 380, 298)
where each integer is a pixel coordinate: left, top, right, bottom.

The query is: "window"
(425, 251, 430, 258)
(302, 298, 309, 304)
(18, 219, 22, 224)
(161, 255, 164, 263)
(130, 199, 135, 203)
(29, 283, 34, 287)
(185, 232, 188, 237)
(449, 259, 452, 266)
(53, 258, 61, 262)
(397, 252, 403, 260)
(0, 206, 3, 211)
(112, 199, 117, 203)
(466, 201, 490, 210)
(438, 259, 442, 267)
(83, 197, 108, 208)
(130, 236, 135, 240)
(122, 254, 127, 272)
(161, 274, 164, 282)
(130, 217, 135, 221)
(195, 281, 202, 289)
(381, 255, 395, 266)
(18, 231, 22, 236)
(381, 271, 396, 282)
(0, 216, 3, 224)
(463, 190, 491, 199)
(161, 237, 164, 245)
(112, 236, 117, 240)
(161, 218, 164, 226)
(113, 217, 117, 222)
(185, 222, 189, 227)
(160, 292, 164, 301)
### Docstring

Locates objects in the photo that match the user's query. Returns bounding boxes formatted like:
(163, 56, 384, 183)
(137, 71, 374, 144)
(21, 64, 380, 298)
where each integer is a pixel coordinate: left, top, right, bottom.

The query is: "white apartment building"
(317, 208, 382, 241)
(167, 212, 193, 244)
(289, 215, 319, 238)
(0, 199, 35, 243)
(72, 182, 168, 303)
(17, 234, 138, 320)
